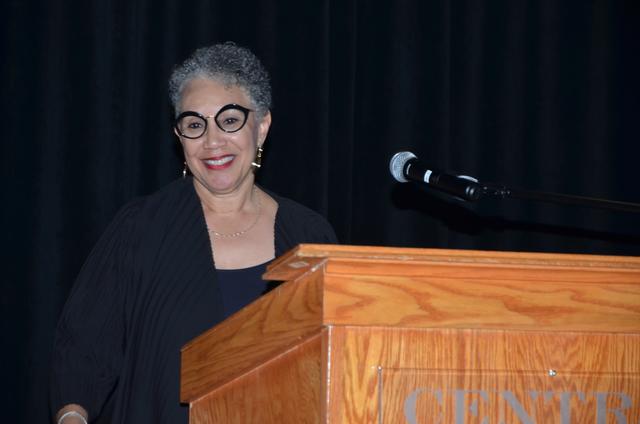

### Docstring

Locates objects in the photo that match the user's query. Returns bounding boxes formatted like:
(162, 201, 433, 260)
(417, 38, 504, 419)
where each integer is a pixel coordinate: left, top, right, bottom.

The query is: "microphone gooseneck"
(389, 151, 640, 212)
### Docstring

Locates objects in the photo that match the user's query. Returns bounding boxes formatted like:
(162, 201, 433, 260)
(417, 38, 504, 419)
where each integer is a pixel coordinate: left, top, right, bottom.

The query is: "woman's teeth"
(204, 156, 234, 166)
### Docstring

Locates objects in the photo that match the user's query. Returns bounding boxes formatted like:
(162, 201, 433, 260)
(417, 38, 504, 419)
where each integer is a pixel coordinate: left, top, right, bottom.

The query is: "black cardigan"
(50, 178, 337, 423)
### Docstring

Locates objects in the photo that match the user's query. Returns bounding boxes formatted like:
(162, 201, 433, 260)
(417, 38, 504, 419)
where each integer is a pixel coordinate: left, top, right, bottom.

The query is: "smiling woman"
(49, 42, 338, 424)
(177, 77, 274, 268)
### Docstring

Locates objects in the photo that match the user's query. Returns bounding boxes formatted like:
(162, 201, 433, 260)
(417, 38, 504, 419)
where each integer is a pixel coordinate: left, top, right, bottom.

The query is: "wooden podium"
(181, 244, 640, 423)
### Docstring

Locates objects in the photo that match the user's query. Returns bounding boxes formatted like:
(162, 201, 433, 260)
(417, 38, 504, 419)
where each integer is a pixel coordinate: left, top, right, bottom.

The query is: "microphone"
(389, 151, 481, 201)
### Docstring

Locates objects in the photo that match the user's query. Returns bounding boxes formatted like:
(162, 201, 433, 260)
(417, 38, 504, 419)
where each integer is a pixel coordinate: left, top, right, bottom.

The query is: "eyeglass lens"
(216, 107, 247, 132)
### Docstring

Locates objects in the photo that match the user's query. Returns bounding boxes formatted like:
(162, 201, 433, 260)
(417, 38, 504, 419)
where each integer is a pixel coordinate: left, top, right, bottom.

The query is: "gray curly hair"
(168, 42, 272, 118)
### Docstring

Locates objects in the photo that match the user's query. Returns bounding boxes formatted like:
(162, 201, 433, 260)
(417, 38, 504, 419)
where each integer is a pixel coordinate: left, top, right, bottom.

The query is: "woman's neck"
(194, 179, 259, 215)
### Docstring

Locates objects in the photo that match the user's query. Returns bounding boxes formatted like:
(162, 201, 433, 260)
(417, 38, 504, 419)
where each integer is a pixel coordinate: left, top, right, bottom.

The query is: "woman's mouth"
(203, 155, 235, 169)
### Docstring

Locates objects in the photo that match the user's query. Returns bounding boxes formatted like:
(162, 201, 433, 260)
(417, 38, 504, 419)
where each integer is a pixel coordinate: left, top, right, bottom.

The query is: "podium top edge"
(265, 244, 640, 280)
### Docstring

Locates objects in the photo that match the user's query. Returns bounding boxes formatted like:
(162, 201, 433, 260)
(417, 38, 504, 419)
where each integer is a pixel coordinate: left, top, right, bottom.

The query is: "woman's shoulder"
(100, 178, 204, 254)
(268, 190, 338, 246)
(104, 178, 198, 240)
(270, 192, 324, 222)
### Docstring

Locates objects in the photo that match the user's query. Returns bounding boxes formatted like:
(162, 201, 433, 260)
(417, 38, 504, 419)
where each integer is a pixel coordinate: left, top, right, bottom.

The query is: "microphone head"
(389, 151, 417, 183)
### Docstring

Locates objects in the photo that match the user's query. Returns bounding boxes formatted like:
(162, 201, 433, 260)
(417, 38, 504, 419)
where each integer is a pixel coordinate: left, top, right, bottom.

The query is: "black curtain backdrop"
(2, 0, 639, 421)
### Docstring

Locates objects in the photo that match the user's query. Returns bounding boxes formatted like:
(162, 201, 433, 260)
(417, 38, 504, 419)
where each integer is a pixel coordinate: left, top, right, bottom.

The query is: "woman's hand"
(56, 404, 88, 424)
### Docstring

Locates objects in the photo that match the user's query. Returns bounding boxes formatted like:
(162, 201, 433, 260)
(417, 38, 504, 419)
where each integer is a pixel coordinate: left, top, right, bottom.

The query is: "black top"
(216, 262, 270, 319)
(50, 178, 337, 423)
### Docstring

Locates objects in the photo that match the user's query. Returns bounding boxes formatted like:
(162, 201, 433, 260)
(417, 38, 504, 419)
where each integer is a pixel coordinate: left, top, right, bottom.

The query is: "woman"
(51, 42, 337, 424)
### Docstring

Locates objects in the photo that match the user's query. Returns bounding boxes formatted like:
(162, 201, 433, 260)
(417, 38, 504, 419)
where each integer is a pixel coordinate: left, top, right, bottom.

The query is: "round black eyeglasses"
(174, 104, 252, 139)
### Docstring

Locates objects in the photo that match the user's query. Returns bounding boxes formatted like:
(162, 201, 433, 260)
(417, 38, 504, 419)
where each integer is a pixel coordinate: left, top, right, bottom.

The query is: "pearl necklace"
(207, 188, 262, 238)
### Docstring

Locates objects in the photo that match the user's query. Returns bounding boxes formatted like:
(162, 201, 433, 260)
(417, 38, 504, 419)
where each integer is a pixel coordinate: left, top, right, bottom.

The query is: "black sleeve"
(50, 201, 140, 419)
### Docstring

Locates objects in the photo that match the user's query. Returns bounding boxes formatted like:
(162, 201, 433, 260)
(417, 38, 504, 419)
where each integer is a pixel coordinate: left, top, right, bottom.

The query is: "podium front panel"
(325, 326, 640, 423)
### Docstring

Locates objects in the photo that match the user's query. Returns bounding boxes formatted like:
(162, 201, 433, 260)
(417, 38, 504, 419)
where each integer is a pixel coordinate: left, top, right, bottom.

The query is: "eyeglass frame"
(174, 103, 253, 139)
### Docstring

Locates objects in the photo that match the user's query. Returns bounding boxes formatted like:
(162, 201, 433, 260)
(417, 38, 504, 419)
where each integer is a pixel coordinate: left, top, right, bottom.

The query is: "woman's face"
(176, 77, 271, 196)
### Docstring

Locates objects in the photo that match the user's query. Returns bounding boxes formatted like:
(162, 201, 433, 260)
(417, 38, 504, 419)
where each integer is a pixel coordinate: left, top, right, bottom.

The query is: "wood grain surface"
(181, 263, 326, 402)
(265, 244, 640, 282)
(190, 332, 325, 423)
(325, 326, 640, 423)
(321, 273, 640, 331)
(267, 244, 640, 332)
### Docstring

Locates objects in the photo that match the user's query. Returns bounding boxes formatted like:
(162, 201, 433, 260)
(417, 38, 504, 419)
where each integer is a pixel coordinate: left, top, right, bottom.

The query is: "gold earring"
(182, 161, 188, 178)
(251, 145, 264, 169)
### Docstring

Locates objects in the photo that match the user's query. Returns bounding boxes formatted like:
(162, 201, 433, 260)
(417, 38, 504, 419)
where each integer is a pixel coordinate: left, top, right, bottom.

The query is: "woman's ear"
(257, 111, 272, 146)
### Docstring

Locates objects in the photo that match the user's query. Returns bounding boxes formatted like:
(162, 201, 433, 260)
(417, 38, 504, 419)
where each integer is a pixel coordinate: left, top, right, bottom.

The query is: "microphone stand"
(476, 182, 640, 213)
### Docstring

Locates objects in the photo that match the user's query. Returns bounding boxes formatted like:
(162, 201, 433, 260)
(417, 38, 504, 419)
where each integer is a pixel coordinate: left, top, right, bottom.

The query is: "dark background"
(2, 0, 639, 421)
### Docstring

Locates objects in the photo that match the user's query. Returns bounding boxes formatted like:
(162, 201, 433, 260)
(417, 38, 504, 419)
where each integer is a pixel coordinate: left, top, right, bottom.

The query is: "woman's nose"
(202, 126, 226, 149)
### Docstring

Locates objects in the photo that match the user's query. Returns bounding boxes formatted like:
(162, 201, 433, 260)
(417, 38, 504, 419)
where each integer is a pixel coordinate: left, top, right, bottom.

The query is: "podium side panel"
(190, 331, 326, 423)
(181, 266, 325, 402)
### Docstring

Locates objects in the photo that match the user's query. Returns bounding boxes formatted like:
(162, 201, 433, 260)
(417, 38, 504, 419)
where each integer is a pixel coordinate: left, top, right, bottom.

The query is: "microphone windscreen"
(389, 151, 416, 183)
